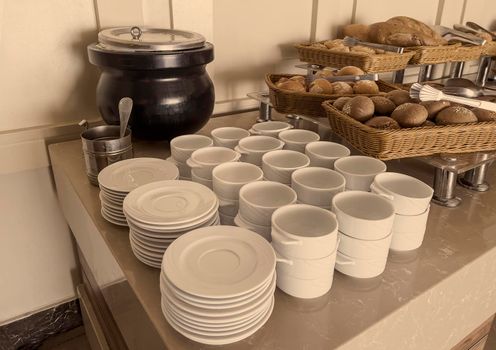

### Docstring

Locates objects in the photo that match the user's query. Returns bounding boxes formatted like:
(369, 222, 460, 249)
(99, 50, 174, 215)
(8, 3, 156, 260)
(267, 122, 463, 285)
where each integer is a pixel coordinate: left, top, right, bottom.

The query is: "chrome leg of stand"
(475, 56, 492, 87)
(432, 168, 461, 207)
(458, 163, 491, 192)
(418, 65, 433, 82)
(393, 69, 405, 84)
(451, 61, 465, 78)
(256, 101, 272, 123)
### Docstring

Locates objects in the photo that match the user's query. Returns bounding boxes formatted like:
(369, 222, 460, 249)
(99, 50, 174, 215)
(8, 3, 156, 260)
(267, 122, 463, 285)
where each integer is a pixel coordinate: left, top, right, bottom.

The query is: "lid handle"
(130, 26, 142, 40)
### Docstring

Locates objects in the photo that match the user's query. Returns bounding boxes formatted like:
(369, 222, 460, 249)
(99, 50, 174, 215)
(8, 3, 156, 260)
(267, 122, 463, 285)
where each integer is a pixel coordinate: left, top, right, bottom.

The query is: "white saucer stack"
(97, 158, 179, 226)
(123, 180, 219, 268)
(160, 226, 276, 345)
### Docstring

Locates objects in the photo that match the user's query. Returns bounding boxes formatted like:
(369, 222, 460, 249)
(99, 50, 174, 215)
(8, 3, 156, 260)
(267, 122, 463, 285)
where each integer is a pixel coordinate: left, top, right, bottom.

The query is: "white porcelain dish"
(291, 167, 345, 207)
(212, 162, 263, 201)
(276, 272, 333, 299)
(337, 231, 392, 260)
(335, 250, 387, 279)
(249, 121, 292, 137)
(333, 156, 386, 191)
(170, 134, 213, 163)
(262, 150, 310, 184)
(305, 141, 350, 169)
(186, 146, 241, 179)
(233, 213, 271, 241)
(236, 136, 285, 166)
(390, 206, 430, 251)
(278, 129, 320, 153)
(274, 248, 336, 280)
(211, 127, 250, 149)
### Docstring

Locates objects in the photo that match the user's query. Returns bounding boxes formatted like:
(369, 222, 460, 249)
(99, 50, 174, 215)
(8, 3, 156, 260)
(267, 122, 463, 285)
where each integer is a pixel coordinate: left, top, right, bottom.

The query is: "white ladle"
(119, 97, 133, 139)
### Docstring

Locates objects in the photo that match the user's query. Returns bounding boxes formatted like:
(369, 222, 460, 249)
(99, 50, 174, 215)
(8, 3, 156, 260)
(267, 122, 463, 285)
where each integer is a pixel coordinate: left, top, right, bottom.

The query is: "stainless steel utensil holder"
(247, 92, 272, 122)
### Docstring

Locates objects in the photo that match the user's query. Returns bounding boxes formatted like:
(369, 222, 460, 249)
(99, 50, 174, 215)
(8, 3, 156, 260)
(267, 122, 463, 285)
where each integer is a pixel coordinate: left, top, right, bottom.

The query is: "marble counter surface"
(49, 111, 496, 350)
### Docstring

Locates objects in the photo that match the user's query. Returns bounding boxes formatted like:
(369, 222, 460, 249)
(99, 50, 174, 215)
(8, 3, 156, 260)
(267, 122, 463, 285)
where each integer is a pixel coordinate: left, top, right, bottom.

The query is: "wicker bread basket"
(482, 41, 496, 56)
(266, 74, 401, 118)
(322, 101, 496, 160)
(407, 43, 461, 64)
(294, 42, 415, 73)
(450, 45, 484, 62)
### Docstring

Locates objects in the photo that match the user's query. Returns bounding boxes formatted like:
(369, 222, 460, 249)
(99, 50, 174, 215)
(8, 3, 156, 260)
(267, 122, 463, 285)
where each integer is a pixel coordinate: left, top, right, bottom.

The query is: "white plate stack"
(123, 180, 219, 268)
(160, 226, 276, 345)
(97, 158, 180, 226)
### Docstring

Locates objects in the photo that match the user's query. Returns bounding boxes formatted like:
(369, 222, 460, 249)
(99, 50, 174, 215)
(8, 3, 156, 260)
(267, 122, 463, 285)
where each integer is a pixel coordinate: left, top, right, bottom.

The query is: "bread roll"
(309, 79, 334, 94)
(421, 120, 436, 127)
(331, 82, 353, 95)
(342, 96, 375, 122)
(342, 24, 370, 42)
(278, 80, 306, 92)
(472, 107, 496, 122)
(324, 39, 344, 49)
(391, 103, 428, 127)
(365, 116, 400, 129)
(289, 76, 306, 85)
(420, 100, 450, 120)
(275, 77, 289, 87)
(315, 68, 336, 78)
(370, 96, 396, 115)
(350, 46, 376, 55)
(387, 16, 446, 44)
(336, 66, 365, 76)
(387, 90, 412, 106)
(353, 80, 380, 94)
(369, 18, 447, 47)
(436, 106, 477, 125)
(333, 97, 352, 110)
(329, 46, 350, 52)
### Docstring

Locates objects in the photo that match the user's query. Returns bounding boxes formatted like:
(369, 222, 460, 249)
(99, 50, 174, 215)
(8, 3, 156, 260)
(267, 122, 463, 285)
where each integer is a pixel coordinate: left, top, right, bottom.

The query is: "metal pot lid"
(98, 26, 205, 52)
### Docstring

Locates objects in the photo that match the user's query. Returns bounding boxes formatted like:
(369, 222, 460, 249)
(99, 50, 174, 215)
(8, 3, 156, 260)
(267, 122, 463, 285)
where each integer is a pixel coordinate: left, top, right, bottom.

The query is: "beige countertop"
(49, 111, 496, 350)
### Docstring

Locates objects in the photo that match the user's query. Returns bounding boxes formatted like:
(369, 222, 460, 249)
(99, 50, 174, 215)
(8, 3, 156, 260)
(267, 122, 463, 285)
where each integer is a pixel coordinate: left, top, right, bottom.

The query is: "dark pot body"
(88, 43, 215, 140)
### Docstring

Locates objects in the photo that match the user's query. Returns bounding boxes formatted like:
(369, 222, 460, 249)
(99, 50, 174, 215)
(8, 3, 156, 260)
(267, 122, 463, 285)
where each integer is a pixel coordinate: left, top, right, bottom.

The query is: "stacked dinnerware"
(278, 129, 320, 153)
(235, 181, 297, 241)
(334, 156, 386, 191)
(169, 134, 213, 180)
(371, 173, 433, 251)
(186, 147, 241, 189)
(249, 121, 292, 137)
(332, 191, 395, 278)
(97, 158, 179, 226)
(123, 180, 219, 268)
(271, 204, 339, 299)
(305, 141, 350, 169)
(262, 150, 310, 185)
(212, 162, 263, 225)
(211, 127, 250, 149)
(160, 226, 276, 345)
(291, 167, 345, 210)
(235, 136, 285, 166)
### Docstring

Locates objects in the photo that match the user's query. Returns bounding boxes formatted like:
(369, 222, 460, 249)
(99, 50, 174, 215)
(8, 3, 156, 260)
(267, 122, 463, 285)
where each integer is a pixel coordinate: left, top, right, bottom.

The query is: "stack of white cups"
(371, 173, 433, 251)
(271, 204, 339, 299)
(262, 150, 310, 185)
(235, 181, 297, 240)
(169, 135, 213, 180)
(332, 191, 395, 278)
(278, 129, 320, 152)
(305, 141, 350, 169)
(210, 127, 250, 149)
(334, 156, 386, 191)
(235, 136, 285, 167)
(212, 162, 264, 225)
(249, 121, 293, 137)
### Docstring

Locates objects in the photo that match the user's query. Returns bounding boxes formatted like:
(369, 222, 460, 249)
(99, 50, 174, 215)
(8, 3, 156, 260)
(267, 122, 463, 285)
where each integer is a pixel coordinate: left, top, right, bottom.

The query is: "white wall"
(1, 0, 495, 324)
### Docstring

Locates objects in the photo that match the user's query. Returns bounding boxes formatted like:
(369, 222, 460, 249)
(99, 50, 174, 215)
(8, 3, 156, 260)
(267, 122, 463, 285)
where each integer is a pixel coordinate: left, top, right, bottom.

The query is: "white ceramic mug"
(291, 167, 346, 207)
(190, 169, 213, 189)
(186, 146, 241, 179)
(333, 156, 386, 191)
(170, 134, 213, 163)
(332, 191, 395, 240)
(305, 141, 351, 169)
(219, 211, 236, 225)
(217, 196, 239, 217)
(278, 129, 320, 153)
(337, 231, 392, 260)
(276, 270, 334, 299)
(235, 136, 285, 166)
(249, 121, 293, 137)
(271, 204, 338, 259)
(274, 247, 337, 280)
(238, 181, 297, 226)
(371, 172, 433, 216)
(212, 162, 263, 201)
(390, 206, 430, 251)
(234, 213, 271, 241)
(211, 127, 250, 149)
(262, 150, 310, 185)
(335, 250, 387, 279)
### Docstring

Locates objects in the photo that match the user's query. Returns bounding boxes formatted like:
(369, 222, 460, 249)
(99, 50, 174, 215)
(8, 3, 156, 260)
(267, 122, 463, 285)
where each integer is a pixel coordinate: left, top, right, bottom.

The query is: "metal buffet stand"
(247, 55, 496, 208)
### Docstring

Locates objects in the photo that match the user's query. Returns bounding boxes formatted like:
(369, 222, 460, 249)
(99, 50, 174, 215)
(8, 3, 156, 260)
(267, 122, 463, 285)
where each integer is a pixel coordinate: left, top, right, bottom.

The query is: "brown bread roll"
(289, 76, 306, 85)
(420, 100, 451, 120)
(324, 39, 344, 49)
(387, 16, 445, 43)
(365, 116, 400, 129)
(391, 103, 428, 127)
(421, 120, 436, 127)
(370, 96, 396, 115)
(436, 106, 477, 125)
(333, 97, 352, 110)
(278, 80, 306, 92)
(387, 90, 412, 106)
(353, 80, 380, 94)
(342, 24, 370, 42)
(331, 82, 353, 95)
(472, 108, 496, 122)
(350, 46, 376, 55)
(369, 19, 447, 47)
(275, 77, 289, 87)
(336, 66, 365, 76)
(342, 96, 375, 122)
(309, 79, 334, 94)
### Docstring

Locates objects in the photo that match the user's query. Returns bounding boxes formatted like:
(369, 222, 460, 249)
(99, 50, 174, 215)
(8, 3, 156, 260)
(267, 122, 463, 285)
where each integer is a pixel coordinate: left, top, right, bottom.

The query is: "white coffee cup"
(271, 204, 338, 259)
(234, 213, 271, 241)
(337, 231, 392, 260)
(335, 250, 387, 279)
(235, 136, 285, 166)
(211, 127, 250, 149)
(262, 150, 310, 184)
(332, 191, 395, 240)
(371, 172, 433, 216)
(190, 169, 213, 189)
(291, 167, 346, 207)
(333, 156, 386, 191)
(166, 157, 191, 179)
(238, 181, 297, 226)
(278, 129, 320, 153)
(219, 211, 236, 225)
(305, 141, 351, 169)
(217, 196, 239, 217)
(276, 271, 334, 299)
(186, 146, 241, 179)
(212, 162, 263, 201)
(170, 134, 213, 163)
(390, 206, 430, 251)
(274, 248, 336, 280)
(249, 121, 293, 137)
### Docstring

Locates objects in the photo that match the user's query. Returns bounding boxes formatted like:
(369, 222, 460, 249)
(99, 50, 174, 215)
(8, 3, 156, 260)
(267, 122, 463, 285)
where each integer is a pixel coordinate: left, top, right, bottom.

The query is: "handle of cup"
(370, 183, 394, 201)
(335, 256, 356, 266)
(272, 227, 302, 246)
(274, 250, 293, 266)
(186, 158, 201, 169)
(234, 146, 248, 155)
(248, 128, 260, 135)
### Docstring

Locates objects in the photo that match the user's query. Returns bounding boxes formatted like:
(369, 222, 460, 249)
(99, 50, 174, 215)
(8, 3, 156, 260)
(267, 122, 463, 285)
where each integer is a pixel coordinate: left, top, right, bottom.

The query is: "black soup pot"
(87, 27, 215, 140)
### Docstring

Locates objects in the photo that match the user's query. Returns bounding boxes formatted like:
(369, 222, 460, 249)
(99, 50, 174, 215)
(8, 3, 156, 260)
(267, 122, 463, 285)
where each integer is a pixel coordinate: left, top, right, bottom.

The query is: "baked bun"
(333, 97, 352, 110)
(289, 76, 306, 85)
(278, 80, 306, 92)
(365, 116, 400, 129)
(420, 100, 451, 120)
(370, 96, 396, 115)
(387, 90, 412, 106)
(353, 80, 380, 94)
(275, 77, 289, 87)
(336, 66, 365, 76)
(315, 68, 336, 78)
(342, 96, 375, 122)
(324, 39, 345, 49)
(342, 24, 370, 42)
(391, 103, 428, 127)
(331, 82, 353, 95)
(436, 106, 477, 125)
(421, 120, 436, 127)
(350, 45, 376, 55)
(472, 107, 496, 122)
(309, 79, 333, 94)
